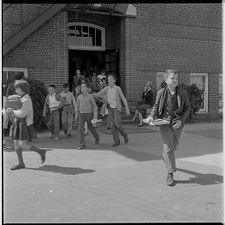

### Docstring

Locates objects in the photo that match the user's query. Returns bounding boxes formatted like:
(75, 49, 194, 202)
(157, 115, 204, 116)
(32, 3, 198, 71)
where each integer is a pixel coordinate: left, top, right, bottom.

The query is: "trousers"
(108, 106, 127, 143)
(62, 107, 73, 134)
(78, 113, 99, 146)
(160, 124, 183, 173)
(47, 110, 60, 137)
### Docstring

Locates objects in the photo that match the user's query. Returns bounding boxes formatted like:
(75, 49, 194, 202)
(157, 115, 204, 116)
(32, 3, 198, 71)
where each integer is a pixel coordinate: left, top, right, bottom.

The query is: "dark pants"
(159, 124, 183, 173)
(108, 106, 127, 143)
(78, 113, 99, 146)
(47, 110, 60, 137)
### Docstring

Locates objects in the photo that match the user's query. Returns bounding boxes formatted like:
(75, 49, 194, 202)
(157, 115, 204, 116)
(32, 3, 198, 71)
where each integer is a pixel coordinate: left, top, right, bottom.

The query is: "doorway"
(68, 49, 120, 90)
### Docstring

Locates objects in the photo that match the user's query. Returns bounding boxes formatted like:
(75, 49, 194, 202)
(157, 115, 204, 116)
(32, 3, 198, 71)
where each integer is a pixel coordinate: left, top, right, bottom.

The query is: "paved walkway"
(3, 122, 223, 223)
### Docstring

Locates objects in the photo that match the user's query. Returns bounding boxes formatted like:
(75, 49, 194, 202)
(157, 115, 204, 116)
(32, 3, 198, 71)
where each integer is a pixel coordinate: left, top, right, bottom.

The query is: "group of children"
(4, 70, 190, 187)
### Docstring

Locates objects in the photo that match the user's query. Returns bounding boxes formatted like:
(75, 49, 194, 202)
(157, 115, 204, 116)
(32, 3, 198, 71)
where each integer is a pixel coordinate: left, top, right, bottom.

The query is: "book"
(150, 118, 170, 126)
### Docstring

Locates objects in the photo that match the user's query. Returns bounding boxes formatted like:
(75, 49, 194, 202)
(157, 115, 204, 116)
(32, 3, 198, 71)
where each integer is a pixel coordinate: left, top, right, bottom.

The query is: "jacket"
(43, 93, 65, 117)
(13, 94, 33, 126)
(93, 85, 129, 112)
(141, 89, 154, 106)
(150, 86, 190, 123)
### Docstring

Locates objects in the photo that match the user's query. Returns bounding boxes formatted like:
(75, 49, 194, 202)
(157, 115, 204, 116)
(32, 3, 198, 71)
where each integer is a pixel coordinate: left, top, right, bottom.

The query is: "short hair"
(15, 72, 24, 81)
(14, 80, 30, 94)
(164, 69, 178, 80)
(80, 80, 88, 87)
(146, 81, 152, 89)
(49, 84, 56, 89)
(108, 73, 117, 80)
(63, 83, 69, 88)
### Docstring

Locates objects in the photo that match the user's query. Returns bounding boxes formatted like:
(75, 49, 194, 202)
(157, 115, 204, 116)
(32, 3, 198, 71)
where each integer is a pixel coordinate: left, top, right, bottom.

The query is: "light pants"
(160, 124, 183, 173)
(108, 106, 127, 143)
(62, 107, 73, 135)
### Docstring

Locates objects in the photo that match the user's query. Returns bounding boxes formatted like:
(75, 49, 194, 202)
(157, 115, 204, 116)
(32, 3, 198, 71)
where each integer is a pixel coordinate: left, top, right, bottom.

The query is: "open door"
(104, 49, 120, 86)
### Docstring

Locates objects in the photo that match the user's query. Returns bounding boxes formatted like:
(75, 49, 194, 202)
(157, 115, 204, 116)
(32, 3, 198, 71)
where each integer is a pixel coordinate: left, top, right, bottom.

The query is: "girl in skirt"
(6, 80, 47, 170)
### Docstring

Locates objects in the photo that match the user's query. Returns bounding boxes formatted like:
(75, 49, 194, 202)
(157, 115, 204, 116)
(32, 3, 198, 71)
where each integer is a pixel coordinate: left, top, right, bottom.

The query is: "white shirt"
(49, 93, 60, 108)
(107, 86, 117, 108)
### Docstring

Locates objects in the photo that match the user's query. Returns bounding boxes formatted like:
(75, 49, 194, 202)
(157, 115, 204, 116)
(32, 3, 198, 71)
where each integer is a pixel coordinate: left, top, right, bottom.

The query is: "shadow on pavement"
(175, 168, 223, 186)
(25, 165, 95, 175)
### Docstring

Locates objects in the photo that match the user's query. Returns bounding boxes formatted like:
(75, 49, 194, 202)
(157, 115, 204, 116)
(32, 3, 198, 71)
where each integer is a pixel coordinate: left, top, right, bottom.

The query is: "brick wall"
(3, 10, 68, 92)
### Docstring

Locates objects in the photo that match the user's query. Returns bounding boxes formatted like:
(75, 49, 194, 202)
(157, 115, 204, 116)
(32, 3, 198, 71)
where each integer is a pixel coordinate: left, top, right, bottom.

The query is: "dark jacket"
(141, 89, 154, 106)
(150, 86, 190, 123)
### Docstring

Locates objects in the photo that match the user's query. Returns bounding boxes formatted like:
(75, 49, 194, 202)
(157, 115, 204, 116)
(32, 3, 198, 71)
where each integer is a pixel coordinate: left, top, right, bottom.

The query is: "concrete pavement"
(3, 122, 223, 223)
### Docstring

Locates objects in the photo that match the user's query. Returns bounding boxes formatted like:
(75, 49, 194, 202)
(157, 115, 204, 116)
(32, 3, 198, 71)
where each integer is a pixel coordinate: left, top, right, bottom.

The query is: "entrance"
(68, 49, 120, 90)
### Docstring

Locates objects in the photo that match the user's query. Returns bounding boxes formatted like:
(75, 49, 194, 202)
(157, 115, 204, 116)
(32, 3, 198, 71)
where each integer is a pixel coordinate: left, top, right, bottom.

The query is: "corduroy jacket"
(150, 86, 190, 124)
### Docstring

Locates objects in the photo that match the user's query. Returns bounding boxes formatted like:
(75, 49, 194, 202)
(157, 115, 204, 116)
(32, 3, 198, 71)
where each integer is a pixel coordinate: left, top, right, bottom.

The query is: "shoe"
(167, 173, 175, 186)
(10, 163, 25, 170)
(95, 136, 100, 145)
(77, 145, 86, 150)
(143, 117, 152, 124)
(54, 137, 59, 140)
(66, 134, 71, 138)
(124, 135, 129, 144)
(40, 150, 47, 163)
(112, 142, 120, 147)
(137, 124, 143, 127)
(49, 133, 55, 138)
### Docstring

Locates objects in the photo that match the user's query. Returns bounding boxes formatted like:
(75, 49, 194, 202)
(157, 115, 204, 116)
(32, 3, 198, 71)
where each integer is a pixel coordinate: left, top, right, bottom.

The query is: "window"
(68, 22, 105, 51)
(219, 74, 223, 112)
(3, 67, 28, 84)
(190, 73, 208, 113)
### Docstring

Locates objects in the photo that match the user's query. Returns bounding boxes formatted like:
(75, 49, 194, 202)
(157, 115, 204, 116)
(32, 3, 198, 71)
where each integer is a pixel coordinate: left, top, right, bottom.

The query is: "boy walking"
(93, 74, 130, 146)
(76, 82, 100, 150)
(43, 84, 65, 140)
(147, 69, 190, 186)
(60, 83, 78, 138)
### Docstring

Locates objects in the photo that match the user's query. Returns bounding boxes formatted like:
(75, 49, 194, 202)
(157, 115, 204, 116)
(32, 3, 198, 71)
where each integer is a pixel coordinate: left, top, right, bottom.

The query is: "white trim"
(3, 67, 28, 78)
(190, 73, 208, 113)
(68, 22, 105, 51)
(126, 4, 137, 17)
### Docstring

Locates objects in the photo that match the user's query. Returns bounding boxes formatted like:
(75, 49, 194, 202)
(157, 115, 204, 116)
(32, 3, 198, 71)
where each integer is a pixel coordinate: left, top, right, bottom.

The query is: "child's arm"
(13, 98, 31, 118)
(90, 95, 98, 119)
(118, 87, 130, 115)
(92, 86, 107, 98)
(180, 91, 191, 123)
(71, 93, 78, 117)
(56, 94, 65, 109)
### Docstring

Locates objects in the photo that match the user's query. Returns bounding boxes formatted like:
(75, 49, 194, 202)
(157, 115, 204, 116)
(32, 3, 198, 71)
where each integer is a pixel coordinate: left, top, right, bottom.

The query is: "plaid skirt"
(10, 118, 28, 141)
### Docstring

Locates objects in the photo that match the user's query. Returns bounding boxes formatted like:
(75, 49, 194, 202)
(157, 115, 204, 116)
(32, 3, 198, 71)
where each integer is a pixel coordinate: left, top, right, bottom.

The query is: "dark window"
(89, 27, 95, 45)
(96, 29, 102, 46)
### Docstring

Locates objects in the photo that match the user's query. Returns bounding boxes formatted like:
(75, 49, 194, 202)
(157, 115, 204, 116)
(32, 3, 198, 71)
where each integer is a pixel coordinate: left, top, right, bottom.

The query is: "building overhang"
(65, 4, 136, 18)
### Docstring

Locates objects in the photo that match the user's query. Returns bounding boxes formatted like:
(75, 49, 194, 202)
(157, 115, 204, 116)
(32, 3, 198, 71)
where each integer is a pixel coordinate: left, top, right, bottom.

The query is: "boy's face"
(81, 84, 87, 94)
(15, 87, 24, 96)
(165, 73, 178, 89)
(49, 87, 56, 95)
(108, 76, 116, 86)
(64, 87, 69, 92)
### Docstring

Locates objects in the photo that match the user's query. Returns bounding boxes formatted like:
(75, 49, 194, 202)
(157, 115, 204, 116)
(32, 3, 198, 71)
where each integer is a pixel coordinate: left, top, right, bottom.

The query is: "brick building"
(3, 3, 222, 116)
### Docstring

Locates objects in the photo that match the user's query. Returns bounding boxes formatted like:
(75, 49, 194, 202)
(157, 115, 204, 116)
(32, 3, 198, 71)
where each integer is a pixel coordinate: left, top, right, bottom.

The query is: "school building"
(3, 3, 222, 116)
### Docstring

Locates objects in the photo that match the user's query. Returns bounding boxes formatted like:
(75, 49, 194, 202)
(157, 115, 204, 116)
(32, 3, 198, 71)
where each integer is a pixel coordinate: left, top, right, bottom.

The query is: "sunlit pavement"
(3, 122, 223, 223)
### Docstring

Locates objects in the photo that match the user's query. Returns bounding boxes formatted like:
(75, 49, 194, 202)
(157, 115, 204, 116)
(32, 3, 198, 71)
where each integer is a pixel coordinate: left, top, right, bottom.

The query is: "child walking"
(93, 74, 130, 146)
(6, 80, 47, 170)
(60, 83, 78, 138)
(76, 82, 99, 150)
(43, 84, 65, 140)
(147, 69, 190, 186)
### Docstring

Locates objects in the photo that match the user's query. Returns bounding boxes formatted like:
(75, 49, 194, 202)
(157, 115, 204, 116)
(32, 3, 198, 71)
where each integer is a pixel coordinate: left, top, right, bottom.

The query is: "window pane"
(96, 29, 102, 46)
(3, 71, 7, 83)
(89, 27, 95, 46)
(75, 26, 82, 37)
(83, 26, 88, 37)
(8, 71, 16, 83)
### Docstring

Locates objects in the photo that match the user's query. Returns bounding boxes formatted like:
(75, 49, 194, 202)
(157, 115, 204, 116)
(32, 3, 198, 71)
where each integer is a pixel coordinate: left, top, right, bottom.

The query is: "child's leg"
(108, 108, 120, 144)
(162, 144, 176, 173)
(84, 121, 88, 135)
(47, 113, 54, 136)
(67, 110, 73, 135)
(131, 109, 139, 122)
(86, 113, 99, 142)
(78, 114, 86, 146)
(62, 109, 68, 134)
(11, 140, 25, 170)
(53, 110, 60, 137)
